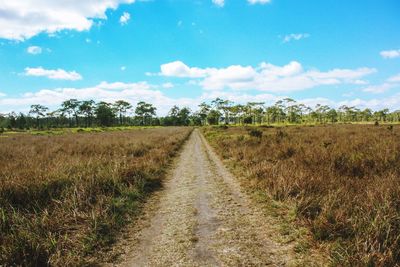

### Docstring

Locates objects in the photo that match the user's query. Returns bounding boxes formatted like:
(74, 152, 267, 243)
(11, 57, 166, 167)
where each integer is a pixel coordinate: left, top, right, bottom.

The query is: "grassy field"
(0, 127, 192, 266)
(203, 124, 400, 266)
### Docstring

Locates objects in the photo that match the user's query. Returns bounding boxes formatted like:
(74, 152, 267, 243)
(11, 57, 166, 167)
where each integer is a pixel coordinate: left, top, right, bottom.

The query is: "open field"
(203, 124, 400, 266)
(0, 127, 192, 266)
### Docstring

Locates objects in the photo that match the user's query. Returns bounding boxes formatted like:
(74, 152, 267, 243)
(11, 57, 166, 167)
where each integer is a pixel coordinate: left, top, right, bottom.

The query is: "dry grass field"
(203, 124, 400, 266)
(0, 127, 192, 266)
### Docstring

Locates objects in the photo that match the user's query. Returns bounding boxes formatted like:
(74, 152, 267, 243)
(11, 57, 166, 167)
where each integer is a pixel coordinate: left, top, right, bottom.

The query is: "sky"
(0, 0, 399, 115)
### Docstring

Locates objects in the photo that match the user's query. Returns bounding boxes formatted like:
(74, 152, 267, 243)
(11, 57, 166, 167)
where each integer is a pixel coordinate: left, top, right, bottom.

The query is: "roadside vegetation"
(203, 124, 400, 266)
(0, 127, 192, 266)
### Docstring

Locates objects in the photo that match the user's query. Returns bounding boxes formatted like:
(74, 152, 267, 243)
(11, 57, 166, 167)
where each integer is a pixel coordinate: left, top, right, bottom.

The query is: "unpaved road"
(111, 129, 294, 266)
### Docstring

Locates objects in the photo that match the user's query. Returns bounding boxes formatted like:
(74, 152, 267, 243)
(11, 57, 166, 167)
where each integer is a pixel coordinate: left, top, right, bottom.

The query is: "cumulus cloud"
(247, 0, 271, 4)
(0, 81, 198, 115)
(2, 81, 399, 115)
(27, 46, 42, 55)
(212, 0, 225, 7)
(0, 0, 136, 41)
(24, 67, 82, 81)
(119, 12, 131, 25)
(158, 60, 376, 92)
(380, 49, 400, 59)
(362, 73, 400, 94)
(282, 33, 310, 43)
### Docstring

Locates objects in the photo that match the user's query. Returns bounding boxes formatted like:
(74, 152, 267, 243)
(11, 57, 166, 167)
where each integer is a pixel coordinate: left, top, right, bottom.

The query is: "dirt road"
(113, 129, 294, 266)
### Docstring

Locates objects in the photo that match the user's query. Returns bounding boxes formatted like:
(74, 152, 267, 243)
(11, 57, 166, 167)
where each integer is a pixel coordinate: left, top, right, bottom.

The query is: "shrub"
(248, 129, 263, 138)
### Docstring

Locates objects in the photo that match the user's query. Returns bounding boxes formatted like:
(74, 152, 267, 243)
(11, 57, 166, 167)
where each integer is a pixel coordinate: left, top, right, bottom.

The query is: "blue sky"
(0, 0, 399, 115)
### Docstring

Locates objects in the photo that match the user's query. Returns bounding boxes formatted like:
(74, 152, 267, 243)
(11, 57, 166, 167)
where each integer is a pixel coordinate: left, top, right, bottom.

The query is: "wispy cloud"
(212, 0, 225, 7)
(362, 73, 400, 94)
(247, 0, 271, 5)
(24, 67, 82, 81)
(380, 49, 400, 59)
(27, 46, 42, 55)
(119, 12, 131, 25)
(282, 33, 310, 43)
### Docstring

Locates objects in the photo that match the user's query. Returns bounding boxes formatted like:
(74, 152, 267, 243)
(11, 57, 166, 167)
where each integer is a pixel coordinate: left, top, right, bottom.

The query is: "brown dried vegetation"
(204, 125, 400, 266)
(0, 127, 192, 266)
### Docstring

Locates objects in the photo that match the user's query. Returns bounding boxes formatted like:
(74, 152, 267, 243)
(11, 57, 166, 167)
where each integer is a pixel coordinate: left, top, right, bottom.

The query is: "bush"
(248, 129, 263, 138)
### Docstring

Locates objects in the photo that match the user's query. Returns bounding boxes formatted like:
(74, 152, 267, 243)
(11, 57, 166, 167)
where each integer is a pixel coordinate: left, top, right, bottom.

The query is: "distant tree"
(61, 99, 81, 127)
(29, 104, 48, 128)
(178, 107, 191, 126)
(198, 102, 211, 125)
(113, 100, 132, 125)
(79, 100, 96, 127)
(135, 101, 156, 126)
(207, 110, 221, 125)
(95, 102, 115, 126)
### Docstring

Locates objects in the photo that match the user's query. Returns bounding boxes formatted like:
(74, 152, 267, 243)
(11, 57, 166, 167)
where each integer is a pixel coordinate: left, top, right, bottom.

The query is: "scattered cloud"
(158, 60, 376, 92)
(0, 82, 196, 115)
(119, 12, 131, 25)
(121, 66, 127, 71)
(362, 83, 396, 94)
(282, 33, 310, 43)
(247, 0, 271, 5)
(380, 49, 400, 59)
(27, 46, 42, 55)
(0, 92, 6, 97)
(212, 0, 225, 7)
(0, 0, 136, 41)
(387, 73, 400, 83)
(162, 82, 174, 88)
(2, 81, 400, 115)
(24, 67, 82, 81)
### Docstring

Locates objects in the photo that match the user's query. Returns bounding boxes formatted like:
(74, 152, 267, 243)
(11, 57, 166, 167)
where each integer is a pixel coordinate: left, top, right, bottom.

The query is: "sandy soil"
(106, 129, 295, 266)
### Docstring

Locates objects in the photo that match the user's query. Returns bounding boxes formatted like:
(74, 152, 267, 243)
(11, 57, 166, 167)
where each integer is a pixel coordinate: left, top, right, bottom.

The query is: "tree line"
(0, 97, 399, 130)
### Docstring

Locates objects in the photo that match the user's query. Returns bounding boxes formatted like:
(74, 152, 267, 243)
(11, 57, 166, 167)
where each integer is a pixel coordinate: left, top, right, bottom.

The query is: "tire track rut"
(112, 129, 294, 266)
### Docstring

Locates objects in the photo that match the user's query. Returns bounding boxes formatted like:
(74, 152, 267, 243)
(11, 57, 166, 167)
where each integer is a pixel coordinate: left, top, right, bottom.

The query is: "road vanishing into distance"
(108, 129, 293, 266)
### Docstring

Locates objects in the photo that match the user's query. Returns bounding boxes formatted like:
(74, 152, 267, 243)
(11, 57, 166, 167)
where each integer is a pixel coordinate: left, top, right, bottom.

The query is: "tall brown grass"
(0, 127, 192, 266)
(203, 125, 400, 266)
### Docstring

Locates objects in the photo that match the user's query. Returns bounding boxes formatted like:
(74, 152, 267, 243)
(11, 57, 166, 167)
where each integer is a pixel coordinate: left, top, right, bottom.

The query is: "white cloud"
(119, 12, 131, 25)
(212, 0, 225, 7)
(247, 0, 271, 4)
(282, 33, 310, 43)
(121, 66, 127, 71)
(24, 67, 82, 81)
(387, 73, 400, 83)
(27, 46, 42, 55)
(380, 49, 400, 59)
(1, 81, 400, 115)
(85, 38, 92, 43)
(362, 83, 396, 94)
(0, 81, 197, 115)
(158, 60, 376, 92)
(160, 61, 214, 78)
(0, 0, 136, 41)
(362, 73, 400, 94)
(0, 92, 6, 97)
(162, 82, 174, 88)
